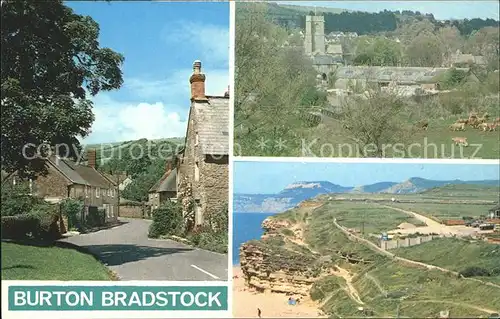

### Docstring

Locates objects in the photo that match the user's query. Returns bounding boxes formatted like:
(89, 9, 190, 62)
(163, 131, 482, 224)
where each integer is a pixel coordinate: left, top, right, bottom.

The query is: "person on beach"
(257, 307, 262, 318)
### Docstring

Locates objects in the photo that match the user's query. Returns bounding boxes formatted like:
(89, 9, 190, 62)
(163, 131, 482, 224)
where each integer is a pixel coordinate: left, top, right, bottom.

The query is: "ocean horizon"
(232, 212, 277, 265)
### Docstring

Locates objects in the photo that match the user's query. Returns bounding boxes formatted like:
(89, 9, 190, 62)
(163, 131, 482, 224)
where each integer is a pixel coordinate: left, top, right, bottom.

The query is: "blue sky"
(233, 161, 500, 194)
(278, 1, 499, 20)
(66, 2, 229, 144)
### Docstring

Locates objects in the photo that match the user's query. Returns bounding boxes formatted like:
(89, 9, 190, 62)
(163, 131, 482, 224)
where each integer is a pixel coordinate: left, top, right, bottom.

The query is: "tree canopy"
(1, 0, 124, 180)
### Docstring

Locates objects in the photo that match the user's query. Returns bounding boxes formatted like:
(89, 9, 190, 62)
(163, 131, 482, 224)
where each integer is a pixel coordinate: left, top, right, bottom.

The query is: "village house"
(148, 160, 177, 212)
(489, 204, 500, 219)
(331, 66, 473, 92)
(30, 149, 119, 223)
(176, 60, 229, 227)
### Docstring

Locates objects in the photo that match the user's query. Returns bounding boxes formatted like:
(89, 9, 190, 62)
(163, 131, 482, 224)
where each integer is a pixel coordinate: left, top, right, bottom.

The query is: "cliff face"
(239, 216, 329, 296)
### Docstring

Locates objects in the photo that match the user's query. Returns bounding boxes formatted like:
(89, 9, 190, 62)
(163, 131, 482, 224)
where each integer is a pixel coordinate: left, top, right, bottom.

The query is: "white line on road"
(191, 264, 220, 280)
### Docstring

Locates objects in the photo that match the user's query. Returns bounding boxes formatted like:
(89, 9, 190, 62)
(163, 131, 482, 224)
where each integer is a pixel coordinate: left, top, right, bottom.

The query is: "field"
(314, 201, 425, 235)
(301, 116, 500, 159)
(393, 238, 500, 283)
(1, 242, 113, 280)
(389, 202, 492, 221)
(83, 137, 184, 162)
(268, 201, 500, 317)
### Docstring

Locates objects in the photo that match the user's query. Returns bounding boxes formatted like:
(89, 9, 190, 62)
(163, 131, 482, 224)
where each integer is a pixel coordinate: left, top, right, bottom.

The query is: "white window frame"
(110, 205, 114, 217)
(111, 189, 114, 198)
(194, 161, 199, 182)
(106, 204, 110, 218)
(85, 186, 89, 198)
(96, 187, 100, 198)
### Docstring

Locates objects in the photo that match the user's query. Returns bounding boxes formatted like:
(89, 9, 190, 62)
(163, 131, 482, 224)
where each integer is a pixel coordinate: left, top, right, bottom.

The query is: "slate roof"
(195, 96, 229, 155)
(149, 168, 177, 193)
(313, 55, 339, 65)
(489, 204, 500, 212)
(326, 44, 343, 55)
(48, 156, 113, 188)
(335, 66, 469, 84)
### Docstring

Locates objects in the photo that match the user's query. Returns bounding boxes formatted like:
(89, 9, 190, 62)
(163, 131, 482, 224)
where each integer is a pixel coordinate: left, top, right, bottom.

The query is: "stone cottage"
(176, 60, 229, 227)
(148, 160, 177, 213)
(32, 150, 119, 223)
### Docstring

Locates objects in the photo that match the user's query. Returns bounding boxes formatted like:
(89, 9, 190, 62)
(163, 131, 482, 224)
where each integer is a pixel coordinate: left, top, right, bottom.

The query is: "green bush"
(60, 199, 84, 230)
(187, 228, 228, 254)
(86, 207, 106, 228)
(1, 214, 40, 240)
(310, 276, 342, 301)
(1, 211, 60, 241)
(1, 182, 45, 217)
(148, 201, 184, 238)
(459, 266, 491, 278)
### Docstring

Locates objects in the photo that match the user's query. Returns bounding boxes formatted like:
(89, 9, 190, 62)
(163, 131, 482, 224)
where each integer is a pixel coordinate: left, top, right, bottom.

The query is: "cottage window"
(85, 186, 89, 198)
(195, 162, 200, 182)
(195, 202, 203, 225)
(111, 189, 114, 198)
(106, 204, 110, 218)
(111, 205, 114, 217)
(96, 187, 100, 198)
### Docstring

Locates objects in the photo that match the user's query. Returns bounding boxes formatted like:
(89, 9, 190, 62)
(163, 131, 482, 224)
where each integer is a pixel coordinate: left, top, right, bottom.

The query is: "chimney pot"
(190, 59, 207, 102)
(87, 149, 96, 168)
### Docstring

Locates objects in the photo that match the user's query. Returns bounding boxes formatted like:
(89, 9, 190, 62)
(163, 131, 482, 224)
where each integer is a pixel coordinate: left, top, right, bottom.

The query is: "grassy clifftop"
(240, 199, 500, 318)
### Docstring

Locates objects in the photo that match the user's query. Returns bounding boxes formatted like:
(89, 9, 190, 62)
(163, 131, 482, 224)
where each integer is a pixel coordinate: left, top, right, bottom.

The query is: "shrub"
(1, 182, 45, 217)
(459, 266, 491, 278)
(60, 198, 84, 230)
(1, 214, 40, 240)
(87, 206, 106, 228)
(148, 201, 184, 238)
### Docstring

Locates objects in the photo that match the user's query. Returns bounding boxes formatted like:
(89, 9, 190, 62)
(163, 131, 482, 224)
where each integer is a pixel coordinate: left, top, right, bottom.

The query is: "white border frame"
(228, 0, 236, 317)
(1, 281, 231, 319)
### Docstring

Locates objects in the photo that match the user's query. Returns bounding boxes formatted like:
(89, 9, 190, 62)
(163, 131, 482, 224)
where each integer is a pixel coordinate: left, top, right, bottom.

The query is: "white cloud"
(161, 21, 229, 67)
(82, 67, 228, 144)
(82, 94, 187, 144)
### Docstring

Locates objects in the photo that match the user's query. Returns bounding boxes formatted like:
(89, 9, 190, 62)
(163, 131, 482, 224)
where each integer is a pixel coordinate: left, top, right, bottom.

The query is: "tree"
(1, 0, 124, 181)
(437, 26, 463, 60)
(466, 27, 500, 71)
(406, 33, 444, 67)
(234, 3, 320, 156)
(340, 90, 412, 157)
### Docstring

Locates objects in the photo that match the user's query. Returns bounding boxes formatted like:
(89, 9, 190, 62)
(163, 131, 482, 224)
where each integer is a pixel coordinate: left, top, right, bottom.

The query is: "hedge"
(1, 212, 60, 241)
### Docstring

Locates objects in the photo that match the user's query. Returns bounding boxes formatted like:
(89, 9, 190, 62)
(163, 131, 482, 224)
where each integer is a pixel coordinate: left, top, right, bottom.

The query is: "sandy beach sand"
(232, 266, 324, 318)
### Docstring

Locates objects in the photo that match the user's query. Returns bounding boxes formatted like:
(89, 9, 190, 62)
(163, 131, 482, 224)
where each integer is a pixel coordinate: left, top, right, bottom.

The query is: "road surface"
(60, 218, 228, 281)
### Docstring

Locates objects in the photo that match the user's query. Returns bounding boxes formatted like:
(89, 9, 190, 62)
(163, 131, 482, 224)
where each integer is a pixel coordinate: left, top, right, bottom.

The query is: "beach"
(232, 266, 324, 318)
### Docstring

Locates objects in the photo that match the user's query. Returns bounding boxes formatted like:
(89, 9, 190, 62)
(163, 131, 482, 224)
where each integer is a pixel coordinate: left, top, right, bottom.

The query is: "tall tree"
(235, 3, 319, 156)
(1, 0, 124, 181)
(406, 33, 444, 67)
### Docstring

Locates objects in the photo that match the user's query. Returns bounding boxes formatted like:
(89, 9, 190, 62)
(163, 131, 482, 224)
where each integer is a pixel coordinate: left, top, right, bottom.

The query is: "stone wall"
(34, 164, 69, 199)
(201, 155, 228, 221)
(119, 205, 144, 219)
(381, 235, 435, 250)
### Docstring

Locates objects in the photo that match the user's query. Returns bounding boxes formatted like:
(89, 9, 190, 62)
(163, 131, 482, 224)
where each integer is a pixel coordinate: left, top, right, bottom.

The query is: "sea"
(232, 212, 276, 265)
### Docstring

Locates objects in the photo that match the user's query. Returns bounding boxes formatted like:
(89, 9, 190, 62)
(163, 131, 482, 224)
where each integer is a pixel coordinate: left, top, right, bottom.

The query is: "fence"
(380, 235, 435, 250)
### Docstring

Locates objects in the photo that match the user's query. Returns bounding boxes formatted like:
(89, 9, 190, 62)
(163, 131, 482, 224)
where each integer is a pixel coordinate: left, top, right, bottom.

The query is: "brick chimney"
(190, 60, 208, 102)
(87, 149, 96, 168)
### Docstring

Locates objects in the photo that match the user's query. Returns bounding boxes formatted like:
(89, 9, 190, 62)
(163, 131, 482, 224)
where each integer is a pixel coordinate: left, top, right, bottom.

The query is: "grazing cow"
(452, 137, 468, 147)
(479, 122, 498, 132)
(416, 120, 429, 130)
(449, 123, 465, 131)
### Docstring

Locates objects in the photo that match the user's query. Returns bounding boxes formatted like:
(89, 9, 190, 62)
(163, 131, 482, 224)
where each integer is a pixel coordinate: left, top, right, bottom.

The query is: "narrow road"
(59, 218, 228, 281)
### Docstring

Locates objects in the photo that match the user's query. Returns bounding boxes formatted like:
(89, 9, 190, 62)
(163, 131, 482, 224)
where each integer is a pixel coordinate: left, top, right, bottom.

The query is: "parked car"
(471, 220, 484, 228)
(488, 313, 500, 319)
